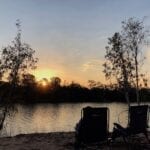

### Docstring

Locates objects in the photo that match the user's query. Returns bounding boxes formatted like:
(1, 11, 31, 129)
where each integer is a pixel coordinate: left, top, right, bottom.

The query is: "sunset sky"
(0, 0, 150, 86)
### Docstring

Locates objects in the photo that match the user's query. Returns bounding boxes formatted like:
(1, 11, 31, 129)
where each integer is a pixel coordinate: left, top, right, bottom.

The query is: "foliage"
(0, 20, 38, 131)
(104, 32, 133, 87)
(21, 73, 36, 87)
(103, 32, 133, 107)
(121, 18, 148, 104)
(0, 20, 38, 86)
(88, 80, 104, 89)
(103, 18, 148, 105)
(1, 76, 149, 103)
(50, 77, 61, 89)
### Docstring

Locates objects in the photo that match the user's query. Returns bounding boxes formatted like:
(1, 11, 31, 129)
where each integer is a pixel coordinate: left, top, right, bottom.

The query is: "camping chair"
(112, 105, 149, 143)
(75, 106, 109, 147)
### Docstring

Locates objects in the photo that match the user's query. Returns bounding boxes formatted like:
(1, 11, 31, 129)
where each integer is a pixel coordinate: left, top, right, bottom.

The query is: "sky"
(0, 0, 150, 86)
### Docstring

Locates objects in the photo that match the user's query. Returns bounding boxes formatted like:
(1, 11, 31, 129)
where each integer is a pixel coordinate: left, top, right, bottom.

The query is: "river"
(0, 102, 149, 137)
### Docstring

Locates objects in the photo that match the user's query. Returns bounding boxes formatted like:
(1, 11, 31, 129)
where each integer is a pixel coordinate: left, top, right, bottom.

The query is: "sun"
(41, 80, 47, 87)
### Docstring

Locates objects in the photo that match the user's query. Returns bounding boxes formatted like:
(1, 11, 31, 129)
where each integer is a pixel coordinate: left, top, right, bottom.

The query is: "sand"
(0, 132, 149, 150)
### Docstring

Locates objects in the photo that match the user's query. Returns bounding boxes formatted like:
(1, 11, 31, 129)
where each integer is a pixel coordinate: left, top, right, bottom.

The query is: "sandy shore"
(0, 132, 149, 150)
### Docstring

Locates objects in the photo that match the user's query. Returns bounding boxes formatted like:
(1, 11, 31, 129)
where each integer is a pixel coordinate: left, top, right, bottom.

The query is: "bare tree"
(121, 18, 148, 105)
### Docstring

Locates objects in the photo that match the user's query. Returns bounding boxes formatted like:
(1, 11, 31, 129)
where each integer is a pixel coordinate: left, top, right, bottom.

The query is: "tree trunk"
(0, 81, 16, 132)
(0, 106, 7, 131)
(124, 88, 130, 108)
(135, 47, 140, 105)
(121, 53, 131, 109)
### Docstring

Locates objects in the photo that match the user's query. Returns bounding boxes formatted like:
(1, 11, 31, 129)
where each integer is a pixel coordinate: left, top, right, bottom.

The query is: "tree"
(0, 20, 38, 86)
(88, 80, 104, 89)
(103, 32, 133, 108)
(21, 73, 37, 101)
(21, 73, 36, 87)
(0, 20, 38, 130)
(104, 17, 148, 106)
(121, 18, 148, 104)
(50, 77, 61, 89)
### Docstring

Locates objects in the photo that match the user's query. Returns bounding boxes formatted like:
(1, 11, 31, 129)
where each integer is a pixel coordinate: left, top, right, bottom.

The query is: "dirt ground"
(0, 132, 149, 150)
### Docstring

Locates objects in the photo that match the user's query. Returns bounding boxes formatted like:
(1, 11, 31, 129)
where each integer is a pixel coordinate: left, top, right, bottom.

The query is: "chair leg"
(111, 127, 121, 141)
(144, 131, 149, 143)
(123, 136, 128, 143)
(122, 136, 132, 150)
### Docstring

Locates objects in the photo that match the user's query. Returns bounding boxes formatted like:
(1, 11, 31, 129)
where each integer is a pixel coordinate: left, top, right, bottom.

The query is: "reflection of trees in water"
(0, 106, 15, 137)
(19, 104, 35, 122)
(2, 104, 36, 136)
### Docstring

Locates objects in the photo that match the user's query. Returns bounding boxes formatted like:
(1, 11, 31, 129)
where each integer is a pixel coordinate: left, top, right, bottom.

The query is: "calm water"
(0, 102, 149, 137)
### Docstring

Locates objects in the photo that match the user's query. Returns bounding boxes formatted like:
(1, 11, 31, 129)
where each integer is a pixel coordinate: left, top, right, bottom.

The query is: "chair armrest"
(114, 123, 124, 130)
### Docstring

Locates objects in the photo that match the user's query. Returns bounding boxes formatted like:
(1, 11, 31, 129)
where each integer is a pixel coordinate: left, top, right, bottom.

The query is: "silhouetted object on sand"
(112, 105, 149, 143)
(75, 106, 109, 147)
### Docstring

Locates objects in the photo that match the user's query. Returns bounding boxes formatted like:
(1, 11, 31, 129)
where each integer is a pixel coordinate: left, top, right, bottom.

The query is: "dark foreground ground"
(0, 132, 149, 150)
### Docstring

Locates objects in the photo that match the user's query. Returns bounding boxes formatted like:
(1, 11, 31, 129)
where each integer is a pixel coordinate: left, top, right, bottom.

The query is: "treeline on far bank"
(0, 76, 149, 104)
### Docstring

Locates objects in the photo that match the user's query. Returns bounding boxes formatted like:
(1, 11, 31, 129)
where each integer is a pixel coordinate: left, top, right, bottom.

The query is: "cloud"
(82, 59, 104, 72)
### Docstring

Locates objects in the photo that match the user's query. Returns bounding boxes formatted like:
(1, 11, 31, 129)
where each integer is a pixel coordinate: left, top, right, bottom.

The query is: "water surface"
(1, 102, 149, 137)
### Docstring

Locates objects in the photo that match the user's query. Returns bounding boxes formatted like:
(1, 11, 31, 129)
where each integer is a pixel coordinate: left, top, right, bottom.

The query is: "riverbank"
(0, 132, 149, 150)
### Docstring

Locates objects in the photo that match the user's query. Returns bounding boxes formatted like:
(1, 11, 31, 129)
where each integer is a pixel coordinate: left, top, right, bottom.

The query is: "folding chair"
(75, 106, 109, 147)
(112, 105, 149, 143)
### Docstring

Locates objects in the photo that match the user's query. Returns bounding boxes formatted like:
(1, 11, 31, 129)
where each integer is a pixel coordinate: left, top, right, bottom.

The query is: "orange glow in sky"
(41, 80, 48, 87)
(32, 69, 56, 81)
(1, 1, 150, 86)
